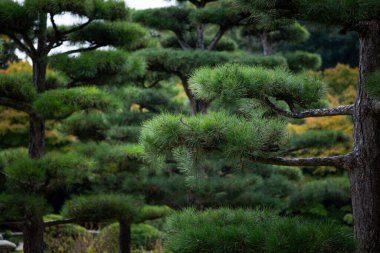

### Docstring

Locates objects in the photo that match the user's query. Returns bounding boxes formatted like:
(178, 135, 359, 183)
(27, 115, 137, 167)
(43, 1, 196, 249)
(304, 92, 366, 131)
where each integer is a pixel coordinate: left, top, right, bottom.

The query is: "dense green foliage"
(190, 64, 324, 107)
(62, 194, 142, 222)
(164, 208, 356, 253)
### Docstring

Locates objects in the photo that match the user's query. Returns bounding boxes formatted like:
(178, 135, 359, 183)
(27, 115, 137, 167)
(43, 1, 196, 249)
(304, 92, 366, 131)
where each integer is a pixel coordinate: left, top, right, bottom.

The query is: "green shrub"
(44, 222, 93, 253)
(287, 177, 351, 221)
(164, 208, 356, 253)
(93, 223, 162, 253)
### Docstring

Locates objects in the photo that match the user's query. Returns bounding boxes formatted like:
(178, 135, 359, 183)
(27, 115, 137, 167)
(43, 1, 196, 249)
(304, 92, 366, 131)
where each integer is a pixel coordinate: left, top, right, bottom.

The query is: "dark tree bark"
(28, 113, 45, 159)
(23, 215, 44, 253)
(349, 21, 380, 253)
(119, 220, 132, 253)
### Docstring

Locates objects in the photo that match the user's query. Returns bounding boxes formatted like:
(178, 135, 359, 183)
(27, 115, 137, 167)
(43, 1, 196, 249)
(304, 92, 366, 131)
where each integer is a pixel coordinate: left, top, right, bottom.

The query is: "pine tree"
(0, 0, 145, 159)
(132, 0, 275, 114)
(0, 1, 146, 252)
(62, 195, 172, 253)
(140, 1, 380, 252)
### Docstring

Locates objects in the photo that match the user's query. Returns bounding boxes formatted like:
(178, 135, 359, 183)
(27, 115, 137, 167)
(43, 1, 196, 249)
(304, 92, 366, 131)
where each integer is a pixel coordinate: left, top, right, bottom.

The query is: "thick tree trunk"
(350, 21, 380, 253)
(29, 113, 45, 159)
(119, 220, 131, 253)
(260, 32, 272, 56)
(23, 215, 44, 253)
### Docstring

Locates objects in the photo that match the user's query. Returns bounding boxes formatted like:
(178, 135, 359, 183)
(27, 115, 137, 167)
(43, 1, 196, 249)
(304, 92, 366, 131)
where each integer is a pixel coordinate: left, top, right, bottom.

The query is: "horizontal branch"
(44, 218, 77, 227)
(0, 97, 35, 114)
(58, 45, 101, 55)
(264, 98, 354, 118)
(249, 153, 353, 169)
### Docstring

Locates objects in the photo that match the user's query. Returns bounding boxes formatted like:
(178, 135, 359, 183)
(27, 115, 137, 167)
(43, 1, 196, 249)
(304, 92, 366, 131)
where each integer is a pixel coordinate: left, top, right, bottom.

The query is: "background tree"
(0, 1, 146, 252)
(0, 0, 145, 159)
(62, 195, 172, 253)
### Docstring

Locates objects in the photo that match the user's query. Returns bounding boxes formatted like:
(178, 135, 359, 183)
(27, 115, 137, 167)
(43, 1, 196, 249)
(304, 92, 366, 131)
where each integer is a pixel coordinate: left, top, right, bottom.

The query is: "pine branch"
(207, 27, 226, 51)
(249, 153, 353, 169)
(44, 218, 77, 227)
(4, 33, 33, 56)
(264, 98, 354, 118)
(61, 19, 93, 36)
(0, 97, 35, 114)
(175, 33, 192, 50)
(58, 45, 101, 55)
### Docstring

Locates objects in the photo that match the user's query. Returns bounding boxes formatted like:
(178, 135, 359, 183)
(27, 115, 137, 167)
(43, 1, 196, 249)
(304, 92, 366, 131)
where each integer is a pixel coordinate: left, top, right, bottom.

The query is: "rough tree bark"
(23, 215, 44, 253)
(350, 21, 380, 253)
(28, 113, 45, 159)
(119, 219, 132, 253)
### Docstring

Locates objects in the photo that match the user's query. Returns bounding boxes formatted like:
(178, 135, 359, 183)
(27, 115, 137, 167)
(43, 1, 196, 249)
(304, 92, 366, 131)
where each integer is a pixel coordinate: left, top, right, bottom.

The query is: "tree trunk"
(29, 113, 45, 159)
(196, 24, 205, 49)
(119, 220, 131, 253)
(260, 32, 272, 56)
(350, 21, 380, 253)
(23, 215, 44, 253)
(30, 57, 47, 160)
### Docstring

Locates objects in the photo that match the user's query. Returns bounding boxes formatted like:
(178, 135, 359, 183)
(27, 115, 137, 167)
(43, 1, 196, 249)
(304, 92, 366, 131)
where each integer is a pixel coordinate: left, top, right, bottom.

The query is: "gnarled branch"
(249, 153, 353, 169)
(264, 98, 354, 118)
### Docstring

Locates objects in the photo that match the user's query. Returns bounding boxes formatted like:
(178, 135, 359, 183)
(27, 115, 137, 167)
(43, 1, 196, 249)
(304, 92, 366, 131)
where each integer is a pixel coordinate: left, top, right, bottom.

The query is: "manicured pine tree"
(0, 1, 146, 252)
(0, 0, 145, 159)
(132, 0, 265, 113)
(141, 0, 380, 251)
(240, 16, 321, 71)
(62, 195, 172, 253)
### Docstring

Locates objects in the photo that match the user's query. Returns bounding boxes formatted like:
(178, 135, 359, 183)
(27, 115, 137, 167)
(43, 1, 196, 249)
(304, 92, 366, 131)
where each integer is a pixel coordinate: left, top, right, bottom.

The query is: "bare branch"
(207, 27, 226, 51)
(264, 98, 354, 118)
(0, 97, 35, 114)
(249, 153, 353, 169)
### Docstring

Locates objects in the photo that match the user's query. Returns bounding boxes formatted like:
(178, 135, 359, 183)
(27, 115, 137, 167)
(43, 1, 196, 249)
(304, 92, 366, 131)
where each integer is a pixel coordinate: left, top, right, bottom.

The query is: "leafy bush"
(164, 208, 356, 253)
(93, 223, 162, 253)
